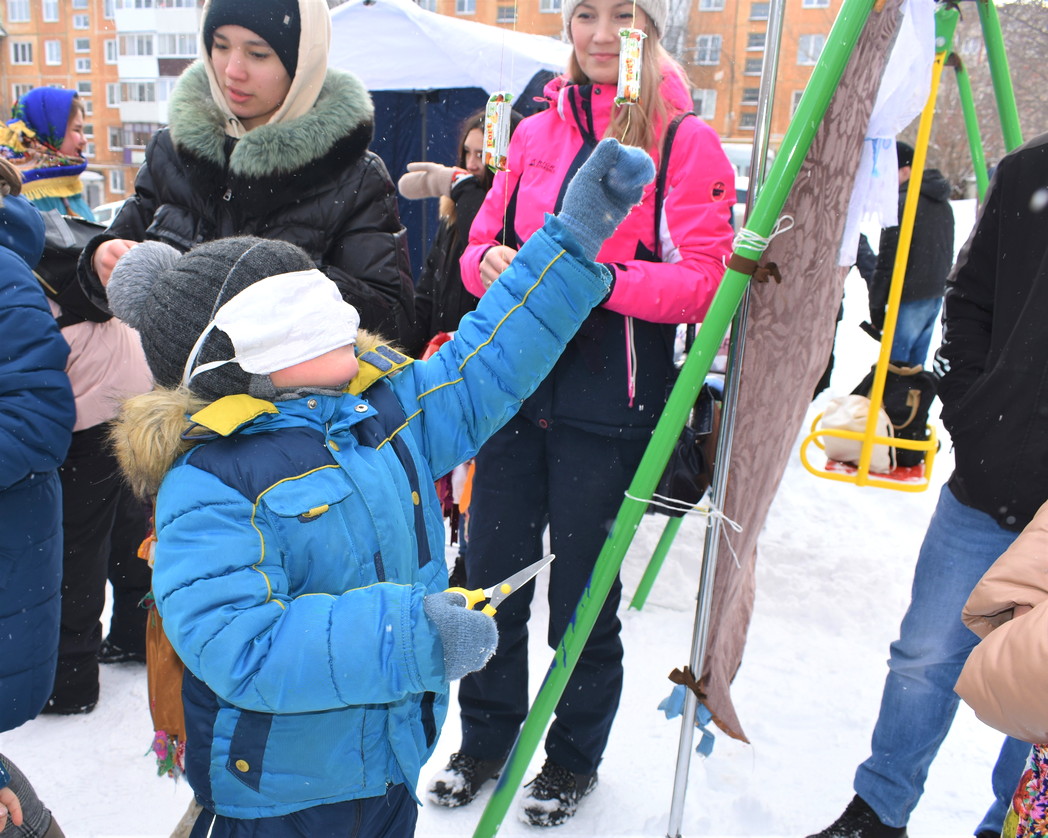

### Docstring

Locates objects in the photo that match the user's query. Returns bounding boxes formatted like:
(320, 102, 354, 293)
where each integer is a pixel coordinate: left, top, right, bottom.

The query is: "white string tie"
(731, 214, 796, 256)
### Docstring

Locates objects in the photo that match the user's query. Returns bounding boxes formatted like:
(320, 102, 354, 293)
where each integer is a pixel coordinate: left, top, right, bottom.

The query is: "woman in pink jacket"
(957, 501, 1048, 837)
(427, 0, 735, 826)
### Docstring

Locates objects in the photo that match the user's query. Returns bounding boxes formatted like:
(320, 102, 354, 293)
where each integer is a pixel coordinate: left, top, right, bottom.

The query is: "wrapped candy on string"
(484, 92, 513, 173)
(616, 28, 647, 106)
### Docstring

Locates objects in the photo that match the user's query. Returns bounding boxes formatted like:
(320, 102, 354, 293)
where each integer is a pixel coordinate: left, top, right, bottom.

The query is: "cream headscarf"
(199, 0, 332, 139)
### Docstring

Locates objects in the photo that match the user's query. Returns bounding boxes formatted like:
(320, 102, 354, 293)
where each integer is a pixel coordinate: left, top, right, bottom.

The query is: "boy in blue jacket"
(104, 139, 654, 837)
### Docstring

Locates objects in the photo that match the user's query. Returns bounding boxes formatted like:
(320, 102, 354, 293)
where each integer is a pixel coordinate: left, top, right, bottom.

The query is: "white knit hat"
(562, 0, 667, 37)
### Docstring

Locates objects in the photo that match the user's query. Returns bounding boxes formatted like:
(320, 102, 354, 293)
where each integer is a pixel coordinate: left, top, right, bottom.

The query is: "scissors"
(446, 554, 555, 616)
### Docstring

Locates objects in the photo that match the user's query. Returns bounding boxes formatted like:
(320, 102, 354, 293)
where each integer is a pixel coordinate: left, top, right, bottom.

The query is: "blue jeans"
(889, 296, 942, 368)
(854, 483, 1030, 832)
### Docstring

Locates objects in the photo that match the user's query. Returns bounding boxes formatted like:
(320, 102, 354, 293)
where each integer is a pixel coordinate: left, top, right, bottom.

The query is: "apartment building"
(0, 0, 200, 209)
(421, 0, 844, 151)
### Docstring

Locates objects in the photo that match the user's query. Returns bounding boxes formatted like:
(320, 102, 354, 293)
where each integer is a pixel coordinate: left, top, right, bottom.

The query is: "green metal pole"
(629, 515, 684, 611)
(470, 0, 875, 834)
(947, 53, 989, 201)
(976, 0, 1023, 151)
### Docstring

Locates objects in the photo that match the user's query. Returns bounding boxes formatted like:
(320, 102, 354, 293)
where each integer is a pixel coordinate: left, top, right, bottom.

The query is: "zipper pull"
(222, 188, 233, 202)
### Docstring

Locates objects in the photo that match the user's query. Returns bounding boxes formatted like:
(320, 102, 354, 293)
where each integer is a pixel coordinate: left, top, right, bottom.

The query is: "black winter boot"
(519, 758, 598, 827)
(806, 795, 907, 838)
(427, 752, 505, 807)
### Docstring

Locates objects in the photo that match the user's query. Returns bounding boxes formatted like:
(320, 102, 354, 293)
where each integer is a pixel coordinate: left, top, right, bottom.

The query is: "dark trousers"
(458, 415, 647, 775)
(50, 424, 151, 707)
(188, 785, 417, 838)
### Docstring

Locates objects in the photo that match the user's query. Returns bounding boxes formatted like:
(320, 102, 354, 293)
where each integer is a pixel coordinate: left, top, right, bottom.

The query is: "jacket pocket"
(226, 709, 275, 793)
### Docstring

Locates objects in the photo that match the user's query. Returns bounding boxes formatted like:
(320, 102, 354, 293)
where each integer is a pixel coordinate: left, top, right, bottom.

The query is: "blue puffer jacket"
(143, 218, 610, 818)
(0, 192, 75, 733)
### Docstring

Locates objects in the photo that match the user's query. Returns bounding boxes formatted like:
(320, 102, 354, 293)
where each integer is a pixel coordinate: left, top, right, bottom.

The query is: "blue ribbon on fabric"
(658, 683, 716, 756)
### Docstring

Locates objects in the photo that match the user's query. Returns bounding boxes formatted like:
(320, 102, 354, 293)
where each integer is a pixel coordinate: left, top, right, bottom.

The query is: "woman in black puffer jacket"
(77, 0, 414, 343)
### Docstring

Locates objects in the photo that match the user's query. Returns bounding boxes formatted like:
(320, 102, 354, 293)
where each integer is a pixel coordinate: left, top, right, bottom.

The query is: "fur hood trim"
(112, 330, 389, 499)
(167, 61, 374, 179)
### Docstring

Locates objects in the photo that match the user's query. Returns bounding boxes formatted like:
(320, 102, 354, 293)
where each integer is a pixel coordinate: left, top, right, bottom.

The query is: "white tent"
(328, 0, 571, 273)
(329, 0, 571, 99)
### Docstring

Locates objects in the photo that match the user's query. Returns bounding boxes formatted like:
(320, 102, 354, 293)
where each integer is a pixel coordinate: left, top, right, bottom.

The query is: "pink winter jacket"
(461, 71, 735, 325)
(956, 498, 1048, 743)
(50, 302, 153, 432)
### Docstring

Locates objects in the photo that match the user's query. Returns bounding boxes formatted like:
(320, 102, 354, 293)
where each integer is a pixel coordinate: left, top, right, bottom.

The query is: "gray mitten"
(558, 138, 656, 260)
(423, 592, 498, 681)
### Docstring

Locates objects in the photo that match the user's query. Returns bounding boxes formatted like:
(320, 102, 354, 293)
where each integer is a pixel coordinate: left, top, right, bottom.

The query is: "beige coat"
(956, 499, 1048, 744)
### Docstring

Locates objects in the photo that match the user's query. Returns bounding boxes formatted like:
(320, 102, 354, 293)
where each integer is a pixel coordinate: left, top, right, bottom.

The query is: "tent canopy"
(329, 0, 571, 277)
(330, 0, 571, 97)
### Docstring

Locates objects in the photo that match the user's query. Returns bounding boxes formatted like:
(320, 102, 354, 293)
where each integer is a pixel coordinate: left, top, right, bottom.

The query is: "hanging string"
(622, 491, 744, 568)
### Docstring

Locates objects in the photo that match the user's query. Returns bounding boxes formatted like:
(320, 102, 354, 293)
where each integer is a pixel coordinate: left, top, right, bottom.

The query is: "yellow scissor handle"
(445, 587, 497, 616)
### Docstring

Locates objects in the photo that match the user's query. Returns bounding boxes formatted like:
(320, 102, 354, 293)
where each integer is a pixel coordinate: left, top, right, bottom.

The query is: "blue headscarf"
(7, 88, 87, 188)
(11, 87, 77, 149)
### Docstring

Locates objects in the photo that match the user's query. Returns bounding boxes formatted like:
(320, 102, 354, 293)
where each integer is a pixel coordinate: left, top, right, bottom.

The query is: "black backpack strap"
(653, 112, 694, 257)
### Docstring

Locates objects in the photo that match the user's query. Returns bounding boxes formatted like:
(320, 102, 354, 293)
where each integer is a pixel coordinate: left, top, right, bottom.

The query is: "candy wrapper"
(484, 92, 513, 172)
(616, 28, 647, 106)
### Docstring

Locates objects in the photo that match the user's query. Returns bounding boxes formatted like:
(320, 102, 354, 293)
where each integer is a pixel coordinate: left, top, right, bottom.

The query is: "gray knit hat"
(107, 236, 315, 402)
(562, 0, 667, 37)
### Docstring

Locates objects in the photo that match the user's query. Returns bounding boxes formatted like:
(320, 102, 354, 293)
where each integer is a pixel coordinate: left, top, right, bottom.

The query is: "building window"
(104, 0, 115, 17)
(747, 32, 766, 50)
(77, 81, 92, 96)
(11, 42, 33, 65)
(691, 88, 716, 120)
(76, 57, 92, 72)
(75, 38, 91, 53)
(72, 0, 88, 7)
(802, 0, 830, 7)
(698, 0, 725, 10)
(739, 111, 758, 130)
(7, 1, 31, 22)
(105, 39, 118, 63)
(121, 82, 157, 103)
(744, 58, 763, 74)
(790, 89, 805, 116)
(496, 5, 515, 22)
(540, 0, 561, 11)
(798, 33, 825, 65)
(157, 33, 196, 56)
(417, 0, 435, 9)
(741, 87, 760, 105)
(43, 0, 59, 22)
(109, 168, 126, 193)
(125, 123, 158, 148)
(694, 34, 722, 65)
(456, 0, 475, 14)
(750, 2, 769, 20)
(73, 13, 89, 27)
(106, 83, 120, 107)
(83, 123, 94, 138)
(12, 84, 34, 103)
(120, 34, 155, 57)
(45, 40, 62, 65)
(85, 141, 95, 157)
(108, 126, 123, 149)
(82, 99, 93, 116)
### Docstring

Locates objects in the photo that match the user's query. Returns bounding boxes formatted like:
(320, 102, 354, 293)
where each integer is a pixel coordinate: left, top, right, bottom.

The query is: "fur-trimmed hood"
(167, 61, 374, 180)
(112, 329, 387, 499)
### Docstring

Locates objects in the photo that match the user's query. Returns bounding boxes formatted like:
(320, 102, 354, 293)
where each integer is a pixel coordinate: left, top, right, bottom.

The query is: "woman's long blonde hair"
(566, 13, 689, 154)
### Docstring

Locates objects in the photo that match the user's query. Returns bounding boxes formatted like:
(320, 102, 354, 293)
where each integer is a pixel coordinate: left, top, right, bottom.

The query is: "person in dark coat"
(867, 140, 955, 367)
(397, 108, 524, 358)
(76, 0, 414, 344)
(0, 157, 74, 837)
(807, 132, 1048, 838)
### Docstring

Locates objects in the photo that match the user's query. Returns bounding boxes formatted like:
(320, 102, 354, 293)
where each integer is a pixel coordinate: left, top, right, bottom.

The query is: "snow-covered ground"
(2, 203, 1009, 838)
